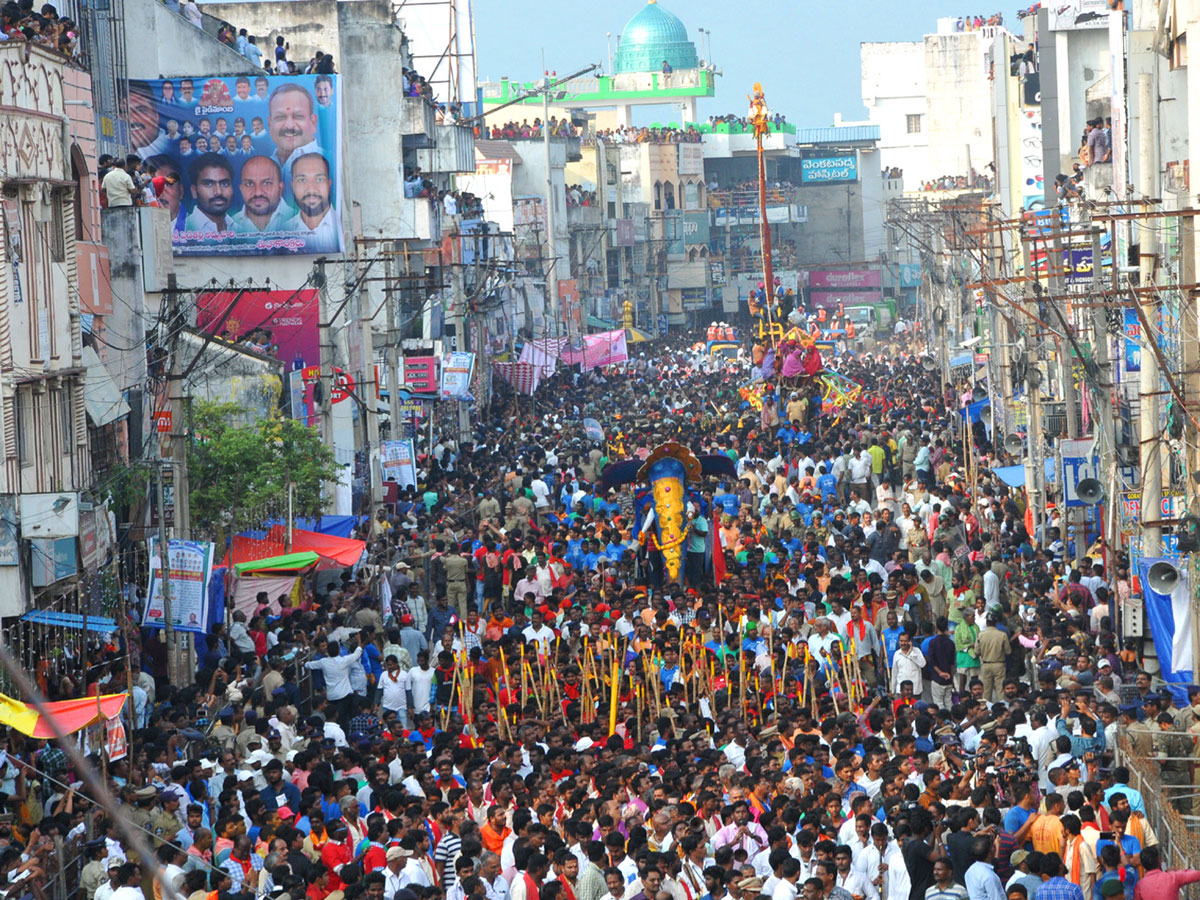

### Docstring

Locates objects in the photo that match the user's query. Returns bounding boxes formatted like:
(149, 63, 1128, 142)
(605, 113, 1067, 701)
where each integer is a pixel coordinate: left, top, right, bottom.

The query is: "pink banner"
(808, 269, 881, 290)
(231, 574, 298, 619)
(561, 329, 628, 371)
(811, 290, 883, 309)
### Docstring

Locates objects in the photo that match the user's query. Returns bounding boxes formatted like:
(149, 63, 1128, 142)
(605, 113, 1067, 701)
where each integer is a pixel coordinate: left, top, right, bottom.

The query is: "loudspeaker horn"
(1003, 433, 1024, 454)
(1147, 560, 1181, 594)
(972, 386, 989, 403)
(921, 357, 938, 372)
(1076, 478, 1103, 505)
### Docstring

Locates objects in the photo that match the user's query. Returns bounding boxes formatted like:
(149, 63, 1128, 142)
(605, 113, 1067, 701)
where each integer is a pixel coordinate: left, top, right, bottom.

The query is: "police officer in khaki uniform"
(80, 839, 110, 900)
(124, 785, 158, 863)
(1155, 711, 1195, 814)
(1121, 703, 1155, 757)
(152, 791, 182, 847)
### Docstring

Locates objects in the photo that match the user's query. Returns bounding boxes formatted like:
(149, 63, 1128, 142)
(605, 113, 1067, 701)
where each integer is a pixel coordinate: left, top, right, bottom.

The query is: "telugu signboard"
(128, 75, 343, 256)
(800, 152, 858, 184)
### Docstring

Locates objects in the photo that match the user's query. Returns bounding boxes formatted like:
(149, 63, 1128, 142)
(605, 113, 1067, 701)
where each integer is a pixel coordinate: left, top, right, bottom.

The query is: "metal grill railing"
(1115, 729, 1200, 897)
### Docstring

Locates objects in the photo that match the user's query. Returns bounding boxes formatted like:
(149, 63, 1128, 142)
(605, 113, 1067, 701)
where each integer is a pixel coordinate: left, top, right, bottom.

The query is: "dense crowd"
(916, 173, 994, 193)
(3, 328, 1199, 900)
(587, 126, 702, 145)
(487, 118, 580, 140)
(1, 0, 78, 57)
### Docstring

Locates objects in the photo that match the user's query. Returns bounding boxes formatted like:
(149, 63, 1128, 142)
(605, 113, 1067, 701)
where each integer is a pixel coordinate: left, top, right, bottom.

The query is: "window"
(906, 114, 922, 134)
(50, 196, 65, 262)
(684, 182, 700, 210)
(16, 395, 30, 467)
(60, 388, 72, 456)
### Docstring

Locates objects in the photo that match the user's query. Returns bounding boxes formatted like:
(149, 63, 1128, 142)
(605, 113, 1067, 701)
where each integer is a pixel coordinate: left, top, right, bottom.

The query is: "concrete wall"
(924, 31, 994, 180)
(125, 0, 261, 79)
(861, 41, 929, 184)
(338, 1, 407, 241)
(198, 0, 342, 68)
(511, 138, 569, 265)
(794, 179, 866, 265)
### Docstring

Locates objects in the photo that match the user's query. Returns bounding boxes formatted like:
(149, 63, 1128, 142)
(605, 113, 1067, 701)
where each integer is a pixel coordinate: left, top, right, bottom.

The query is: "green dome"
(613, 1, 699, 75)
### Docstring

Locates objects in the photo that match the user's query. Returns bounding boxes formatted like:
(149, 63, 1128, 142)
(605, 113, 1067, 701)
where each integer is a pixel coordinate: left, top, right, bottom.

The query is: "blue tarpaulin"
(959, 398, 990, 423)
(992, 465, 1025, 487)
(21, 609, 117, 634)
(208, 567, 226, 633)
(237, 515, 361, 543)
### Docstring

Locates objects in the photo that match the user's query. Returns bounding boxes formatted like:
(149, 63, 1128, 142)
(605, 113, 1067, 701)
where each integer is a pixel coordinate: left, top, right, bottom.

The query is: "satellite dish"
(1147, 560, 1181, 595)
(972, 386, 989, 403)
(1076, 478, 1103, 505)
(921, 357, 939, 372)
(1003, 433, 1024, 454)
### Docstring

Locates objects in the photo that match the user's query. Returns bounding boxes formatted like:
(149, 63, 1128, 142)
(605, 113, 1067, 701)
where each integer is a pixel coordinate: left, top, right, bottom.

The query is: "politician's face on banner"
(129, 74, 342, 256)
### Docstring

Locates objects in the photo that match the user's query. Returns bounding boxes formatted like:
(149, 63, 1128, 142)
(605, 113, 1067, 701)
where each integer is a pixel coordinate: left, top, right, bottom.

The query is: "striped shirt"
(435, 832, 463, 889)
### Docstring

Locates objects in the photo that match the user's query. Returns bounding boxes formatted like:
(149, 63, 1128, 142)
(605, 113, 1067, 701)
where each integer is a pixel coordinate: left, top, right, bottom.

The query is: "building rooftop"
(796, 125, 880, 145)
(613, 0, 699, 75)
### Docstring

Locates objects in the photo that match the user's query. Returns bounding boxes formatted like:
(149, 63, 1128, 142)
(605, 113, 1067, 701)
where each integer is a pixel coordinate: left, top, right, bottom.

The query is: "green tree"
(187, 400, 340, 545)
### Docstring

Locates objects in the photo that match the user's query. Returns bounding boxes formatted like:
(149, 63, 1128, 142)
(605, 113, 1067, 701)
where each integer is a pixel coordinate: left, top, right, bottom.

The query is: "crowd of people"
(953, 12, 1005, 29)
(1, 0, 78, 58)
(566, 186, 598, 209)
(3, 325, 1200, 900)
(707, 114, 789, 133)
(487, 118, 580, 141)
(915, 173, 994, 193)
(585, 126, 703, 145)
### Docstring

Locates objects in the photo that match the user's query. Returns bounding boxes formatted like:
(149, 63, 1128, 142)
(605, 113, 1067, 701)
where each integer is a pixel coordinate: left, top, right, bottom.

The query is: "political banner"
(127, 74, 342, 256)
(440, 351, 475, 398)
(380, 440, 418, 489)
(144, 538, 215, 633)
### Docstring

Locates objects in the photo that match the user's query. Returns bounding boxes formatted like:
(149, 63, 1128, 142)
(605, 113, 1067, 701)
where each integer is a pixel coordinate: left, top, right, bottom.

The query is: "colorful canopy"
(266, 525, 365, 568)
(0, 692, 127, 738)
(226, 528, 365, 571)
(233, 551, 320, 575)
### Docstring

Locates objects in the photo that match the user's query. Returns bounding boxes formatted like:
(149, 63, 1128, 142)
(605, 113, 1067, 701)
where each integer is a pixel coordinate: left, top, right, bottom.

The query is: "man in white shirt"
(890, 630, 927, 695)
(304, 638, 363, 724)
(267, 82, 322, 184)
(770, 860, 801, 900)
(521, 611, 555, 654)
(407, 652, 436, 715)
(182, 153, 235, 233)
(383, 847, 408, 900)
(283, 153, 339, 252)
(833, 848, 874, 900)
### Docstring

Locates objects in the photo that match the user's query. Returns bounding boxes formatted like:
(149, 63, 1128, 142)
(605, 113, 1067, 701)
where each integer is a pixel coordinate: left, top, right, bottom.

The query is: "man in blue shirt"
(816, 465, 838, 504)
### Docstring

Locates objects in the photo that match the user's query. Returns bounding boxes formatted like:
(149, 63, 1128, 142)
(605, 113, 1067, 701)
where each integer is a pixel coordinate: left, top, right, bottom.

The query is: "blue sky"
(472, 1, 1024, 126)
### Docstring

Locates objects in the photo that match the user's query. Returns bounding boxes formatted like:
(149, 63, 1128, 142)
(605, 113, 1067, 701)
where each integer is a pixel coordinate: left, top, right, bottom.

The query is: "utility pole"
(165, 273, 192, 679)
(154, 461, 176, 685)
(385, 250, 402, 435)
(543, 81, 560, 337)
(357, 243, 381, 508)
(1137, 73, 1162, 556)
(316, 259, 338, 508)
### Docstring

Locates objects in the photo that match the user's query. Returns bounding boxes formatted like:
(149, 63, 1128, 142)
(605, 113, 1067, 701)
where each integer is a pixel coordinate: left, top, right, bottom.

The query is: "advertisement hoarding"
(809, 270, 881, 290)
(128, 74, 342, 256)
(196, 289, 320, 372)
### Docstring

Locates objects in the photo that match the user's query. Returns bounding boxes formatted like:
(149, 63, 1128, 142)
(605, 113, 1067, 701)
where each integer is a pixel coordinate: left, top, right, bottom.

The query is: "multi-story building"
(0, 43, 118, 618)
